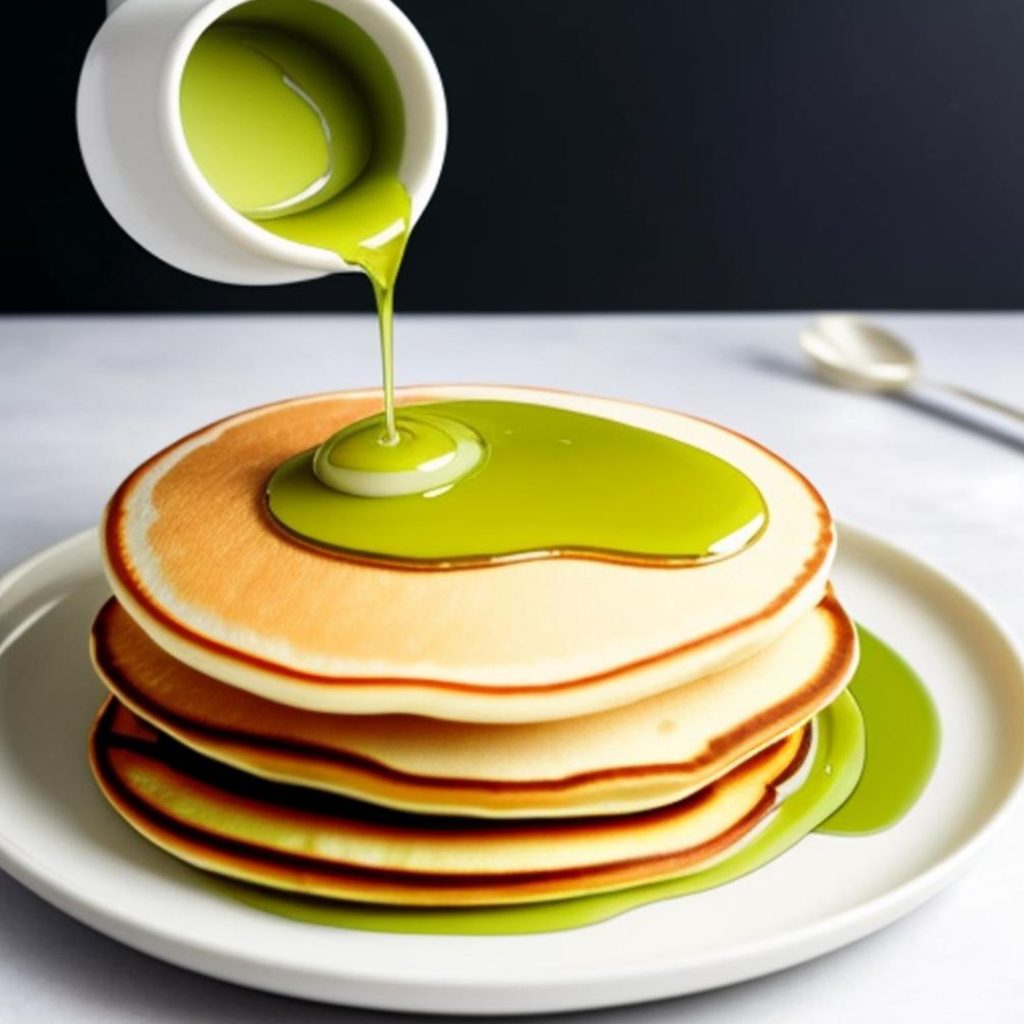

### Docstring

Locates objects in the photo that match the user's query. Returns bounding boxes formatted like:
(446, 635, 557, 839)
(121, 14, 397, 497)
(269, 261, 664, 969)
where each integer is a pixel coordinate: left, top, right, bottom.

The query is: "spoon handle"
(933, 382, 1024, 426)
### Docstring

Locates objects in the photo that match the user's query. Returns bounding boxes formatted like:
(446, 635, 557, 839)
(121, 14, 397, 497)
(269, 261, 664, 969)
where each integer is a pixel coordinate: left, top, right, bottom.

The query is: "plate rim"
(0, 523, 1022, 1014)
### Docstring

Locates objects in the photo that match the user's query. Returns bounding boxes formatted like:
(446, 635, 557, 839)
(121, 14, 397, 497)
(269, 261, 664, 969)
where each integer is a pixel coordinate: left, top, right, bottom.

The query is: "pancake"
(90, 700, 813, 907)
(103, 386, 834, 723)
(92, 593, 856, 818)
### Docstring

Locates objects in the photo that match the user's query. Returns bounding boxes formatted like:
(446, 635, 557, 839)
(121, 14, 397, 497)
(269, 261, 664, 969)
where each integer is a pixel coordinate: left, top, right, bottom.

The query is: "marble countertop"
(0, 312, 1021, 1023)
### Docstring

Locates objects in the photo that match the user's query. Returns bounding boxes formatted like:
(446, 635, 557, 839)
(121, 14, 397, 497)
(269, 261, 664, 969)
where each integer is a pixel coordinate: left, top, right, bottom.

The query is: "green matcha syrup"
(267, 400, 768, 566)
(819, 625, 940, 835)
(178, 3, 769, 565)
(180, 0, 410, 440)
(212, 690, 865, 935)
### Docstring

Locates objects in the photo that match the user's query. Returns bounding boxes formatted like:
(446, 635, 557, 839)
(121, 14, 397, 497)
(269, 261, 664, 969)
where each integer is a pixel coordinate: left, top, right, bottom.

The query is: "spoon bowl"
(799, 315, 1024, 428)
(800, 315, 918, 392)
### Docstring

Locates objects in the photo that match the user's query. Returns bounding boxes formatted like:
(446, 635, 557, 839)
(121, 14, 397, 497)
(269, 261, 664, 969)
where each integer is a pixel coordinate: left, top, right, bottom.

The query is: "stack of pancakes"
(89, 386, 857, 908)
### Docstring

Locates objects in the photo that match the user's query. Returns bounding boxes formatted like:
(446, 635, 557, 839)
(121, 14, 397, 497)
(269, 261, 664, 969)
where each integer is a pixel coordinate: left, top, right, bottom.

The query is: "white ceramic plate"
(0, 525, 1021, 1016)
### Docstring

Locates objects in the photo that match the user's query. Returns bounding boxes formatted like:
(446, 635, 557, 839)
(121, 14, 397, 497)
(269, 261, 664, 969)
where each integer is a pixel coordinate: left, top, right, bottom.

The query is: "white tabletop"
(0, 312, 1021, 1023)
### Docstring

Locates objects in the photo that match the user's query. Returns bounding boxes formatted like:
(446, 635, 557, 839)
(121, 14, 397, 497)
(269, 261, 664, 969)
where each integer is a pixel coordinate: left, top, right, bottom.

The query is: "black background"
(9, 1, 1024, 312)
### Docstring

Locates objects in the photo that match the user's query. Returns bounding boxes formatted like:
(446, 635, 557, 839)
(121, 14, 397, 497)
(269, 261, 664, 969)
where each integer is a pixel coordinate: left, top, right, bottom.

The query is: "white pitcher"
(77, 0, 447, 285)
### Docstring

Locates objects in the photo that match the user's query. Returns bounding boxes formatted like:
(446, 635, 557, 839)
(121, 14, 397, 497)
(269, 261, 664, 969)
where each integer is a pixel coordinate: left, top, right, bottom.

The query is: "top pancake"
(103, 386, 834, 722)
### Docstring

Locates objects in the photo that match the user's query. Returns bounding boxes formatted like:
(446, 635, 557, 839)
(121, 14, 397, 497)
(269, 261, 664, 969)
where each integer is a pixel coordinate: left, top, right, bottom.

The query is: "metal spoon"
(799, 314, 1024, 425)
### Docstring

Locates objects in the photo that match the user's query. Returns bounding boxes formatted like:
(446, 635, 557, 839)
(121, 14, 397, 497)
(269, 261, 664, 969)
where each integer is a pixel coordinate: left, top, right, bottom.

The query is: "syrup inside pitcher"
(180, 0, 410, 441)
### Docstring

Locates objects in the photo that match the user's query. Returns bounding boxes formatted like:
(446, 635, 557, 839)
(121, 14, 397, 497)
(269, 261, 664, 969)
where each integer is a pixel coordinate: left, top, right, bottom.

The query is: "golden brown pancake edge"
(89, 700, 813, 907)
(91, 594, 855, 818)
